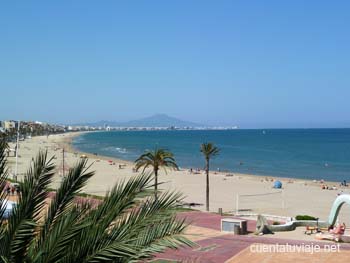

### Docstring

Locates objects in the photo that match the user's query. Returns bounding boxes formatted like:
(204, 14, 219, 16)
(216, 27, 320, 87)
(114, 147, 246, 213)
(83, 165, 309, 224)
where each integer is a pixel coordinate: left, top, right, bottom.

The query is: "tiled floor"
(155, 211, 350, 262)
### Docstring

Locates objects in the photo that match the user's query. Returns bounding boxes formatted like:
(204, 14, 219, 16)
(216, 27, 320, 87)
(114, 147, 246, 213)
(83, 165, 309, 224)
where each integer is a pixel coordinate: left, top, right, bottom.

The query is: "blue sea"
(72, 129, 350, 181)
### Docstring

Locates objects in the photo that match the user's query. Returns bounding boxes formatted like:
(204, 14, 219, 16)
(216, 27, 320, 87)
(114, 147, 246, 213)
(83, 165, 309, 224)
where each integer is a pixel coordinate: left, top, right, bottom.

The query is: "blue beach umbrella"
(273, 180, 282, 189)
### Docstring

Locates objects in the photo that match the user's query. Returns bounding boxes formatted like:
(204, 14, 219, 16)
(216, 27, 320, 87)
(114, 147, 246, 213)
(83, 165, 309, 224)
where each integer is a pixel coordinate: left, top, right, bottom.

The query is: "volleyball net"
(235, 190, 285, 215)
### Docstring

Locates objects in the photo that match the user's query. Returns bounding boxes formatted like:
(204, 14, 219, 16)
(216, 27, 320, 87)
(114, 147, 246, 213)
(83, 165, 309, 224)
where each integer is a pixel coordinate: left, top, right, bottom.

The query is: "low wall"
(266, 220, 329, 232)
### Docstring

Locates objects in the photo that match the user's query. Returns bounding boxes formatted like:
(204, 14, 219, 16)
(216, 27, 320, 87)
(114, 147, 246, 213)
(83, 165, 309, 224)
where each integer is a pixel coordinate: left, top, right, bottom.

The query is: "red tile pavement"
(155, 211, 350, 262)
(178, 211, 257, 232)
(157, 233, 350, 262)
(156, 235, 251, 263)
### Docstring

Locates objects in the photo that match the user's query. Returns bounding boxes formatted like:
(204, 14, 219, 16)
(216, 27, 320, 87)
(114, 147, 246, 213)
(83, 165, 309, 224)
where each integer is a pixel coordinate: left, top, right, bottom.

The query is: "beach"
(7, 132, 350, 222)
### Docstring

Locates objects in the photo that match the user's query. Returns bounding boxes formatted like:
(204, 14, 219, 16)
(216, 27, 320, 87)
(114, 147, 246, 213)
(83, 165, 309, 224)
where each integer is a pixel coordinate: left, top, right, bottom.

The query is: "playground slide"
(328, 194, 350, 227)
(255, 194, 350, 234)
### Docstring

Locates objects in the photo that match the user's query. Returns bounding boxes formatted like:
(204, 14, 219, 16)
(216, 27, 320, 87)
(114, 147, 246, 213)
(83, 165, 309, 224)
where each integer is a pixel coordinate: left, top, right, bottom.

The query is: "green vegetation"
(0, 139, 193, 262)
(295, 215, 318, 221)
(200, 142, 220, 211)
(135, 148, 179, 200)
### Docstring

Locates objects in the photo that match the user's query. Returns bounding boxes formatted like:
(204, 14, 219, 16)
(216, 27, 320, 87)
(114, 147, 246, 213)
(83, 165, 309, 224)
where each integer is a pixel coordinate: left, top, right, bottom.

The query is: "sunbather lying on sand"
(329, 223, 346, 235)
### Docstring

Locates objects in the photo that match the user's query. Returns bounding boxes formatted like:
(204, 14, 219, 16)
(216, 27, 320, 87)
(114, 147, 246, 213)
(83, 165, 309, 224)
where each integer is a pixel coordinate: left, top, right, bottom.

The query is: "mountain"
(120, 114, 201, 127)
(76, 114, 202, 128)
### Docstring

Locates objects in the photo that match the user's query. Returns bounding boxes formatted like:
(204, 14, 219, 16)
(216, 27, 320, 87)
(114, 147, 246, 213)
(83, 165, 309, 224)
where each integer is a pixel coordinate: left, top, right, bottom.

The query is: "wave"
(72, 129, 350, 181)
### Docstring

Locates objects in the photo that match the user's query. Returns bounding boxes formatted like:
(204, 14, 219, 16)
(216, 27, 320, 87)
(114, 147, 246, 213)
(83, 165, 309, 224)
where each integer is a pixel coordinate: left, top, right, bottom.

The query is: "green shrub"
(295, 215, 317, 221)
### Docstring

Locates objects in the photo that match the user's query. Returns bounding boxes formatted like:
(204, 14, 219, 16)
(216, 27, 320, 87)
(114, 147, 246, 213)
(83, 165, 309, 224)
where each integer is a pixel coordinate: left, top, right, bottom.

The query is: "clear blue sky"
(1, 1, 349, 128)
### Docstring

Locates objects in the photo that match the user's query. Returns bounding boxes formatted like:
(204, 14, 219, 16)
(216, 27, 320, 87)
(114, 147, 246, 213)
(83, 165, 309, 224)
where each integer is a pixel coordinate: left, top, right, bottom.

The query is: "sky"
(0, 1, 350, 128)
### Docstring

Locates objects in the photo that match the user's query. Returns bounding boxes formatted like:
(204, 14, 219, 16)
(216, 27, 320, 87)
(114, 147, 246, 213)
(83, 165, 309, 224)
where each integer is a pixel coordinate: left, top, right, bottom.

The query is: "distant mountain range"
(75, 114, 202, 128)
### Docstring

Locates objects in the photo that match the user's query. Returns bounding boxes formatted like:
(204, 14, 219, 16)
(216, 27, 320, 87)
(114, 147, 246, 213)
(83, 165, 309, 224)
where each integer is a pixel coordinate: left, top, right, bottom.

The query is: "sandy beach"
(7, 132, 350, 222)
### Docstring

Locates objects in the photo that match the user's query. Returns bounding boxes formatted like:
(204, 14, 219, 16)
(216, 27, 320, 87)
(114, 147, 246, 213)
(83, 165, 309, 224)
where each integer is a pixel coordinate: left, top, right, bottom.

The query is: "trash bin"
(240, 221, 247, 234)
(233, 224, 241, 235)
(221, 219, 247, 234)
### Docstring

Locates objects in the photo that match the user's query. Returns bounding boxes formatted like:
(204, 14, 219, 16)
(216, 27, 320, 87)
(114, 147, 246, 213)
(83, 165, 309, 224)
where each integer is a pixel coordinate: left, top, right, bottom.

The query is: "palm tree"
(200, 142, 220, 211)
(0, 139, 192, 262)
(135, 148, 178, 200)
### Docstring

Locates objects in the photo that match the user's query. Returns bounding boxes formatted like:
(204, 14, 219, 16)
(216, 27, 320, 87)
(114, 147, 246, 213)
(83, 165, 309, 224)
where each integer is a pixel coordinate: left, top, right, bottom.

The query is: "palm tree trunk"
(154, 168, 158, 201)
(206, 158, 209, 211)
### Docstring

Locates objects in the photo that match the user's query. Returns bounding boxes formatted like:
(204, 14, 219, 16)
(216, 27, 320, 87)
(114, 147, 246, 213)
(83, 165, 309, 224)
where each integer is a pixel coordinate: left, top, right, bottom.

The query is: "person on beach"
(340, 180, 347, 187)
(329, 222, 346, 235)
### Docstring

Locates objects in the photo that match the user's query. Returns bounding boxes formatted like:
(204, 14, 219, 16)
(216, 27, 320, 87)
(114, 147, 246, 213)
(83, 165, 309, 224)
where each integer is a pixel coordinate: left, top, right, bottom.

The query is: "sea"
(72, 129, 350, 182)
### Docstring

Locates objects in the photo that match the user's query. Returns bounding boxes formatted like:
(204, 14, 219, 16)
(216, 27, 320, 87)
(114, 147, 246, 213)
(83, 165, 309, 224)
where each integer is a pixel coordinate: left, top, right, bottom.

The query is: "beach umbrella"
(273, 180, 282, 189)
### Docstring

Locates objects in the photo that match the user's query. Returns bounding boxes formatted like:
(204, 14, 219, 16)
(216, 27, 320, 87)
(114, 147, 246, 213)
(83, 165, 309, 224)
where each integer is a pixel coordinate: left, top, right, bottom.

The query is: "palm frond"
(36, 158, 94, 250)
(0, 148, 192, 262)
(0, 139, 9, 223)
(81, 190, 193, 262)
(200, 142, 220, 159)
(33, 205, 91, 263)
(2, 151, 55, 261)
(135, 148, 179, 199)
(108, 191, 193, 261)
(64, 173, 154, 262)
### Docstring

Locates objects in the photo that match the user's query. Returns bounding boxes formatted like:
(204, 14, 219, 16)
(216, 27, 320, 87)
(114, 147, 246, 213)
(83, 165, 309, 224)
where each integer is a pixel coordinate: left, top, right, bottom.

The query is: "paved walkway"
(154, 211, 350, 262)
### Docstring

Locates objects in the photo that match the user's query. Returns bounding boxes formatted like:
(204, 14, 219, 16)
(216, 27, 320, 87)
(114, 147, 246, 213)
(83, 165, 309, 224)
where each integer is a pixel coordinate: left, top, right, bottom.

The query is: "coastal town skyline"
(2, 113, 350, 130)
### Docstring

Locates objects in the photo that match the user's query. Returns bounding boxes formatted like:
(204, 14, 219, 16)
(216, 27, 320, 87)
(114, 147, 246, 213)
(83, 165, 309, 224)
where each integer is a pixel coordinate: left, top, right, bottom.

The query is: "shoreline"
(66, 131, 340, 186)
(59, 131, 135, 166)
(9, 131, 350, 220)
